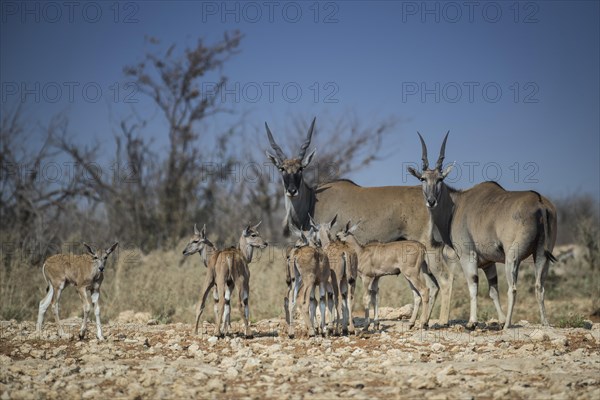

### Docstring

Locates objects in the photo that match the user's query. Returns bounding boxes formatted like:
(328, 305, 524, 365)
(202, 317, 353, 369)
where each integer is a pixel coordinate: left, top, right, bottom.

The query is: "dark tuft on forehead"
(281, 158, 303, 172)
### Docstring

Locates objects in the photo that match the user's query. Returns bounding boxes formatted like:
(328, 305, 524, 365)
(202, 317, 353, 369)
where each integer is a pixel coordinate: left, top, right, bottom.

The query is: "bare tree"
(0, 107, 94, 264)
(123, 32, 243, 243)
(2, 32, 400, 258)
(50, 32, 244, 250)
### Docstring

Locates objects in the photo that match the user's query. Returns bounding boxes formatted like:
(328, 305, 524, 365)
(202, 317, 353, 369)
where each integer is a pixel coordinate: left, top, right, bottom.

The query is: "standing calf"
(183, 223, 267, 337)
(337, 222, 438, 330)
(182, 224, 219, 334)
(36, 242, 119, 340)
(286, 229, 332, 337)
(309, 215, 359, 335)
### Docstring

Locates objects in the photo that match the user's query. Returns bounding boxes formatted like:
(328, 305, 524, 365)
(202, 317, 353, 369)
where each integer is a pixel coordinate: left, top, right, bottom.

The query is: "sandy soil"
(1, 312, 599, 399)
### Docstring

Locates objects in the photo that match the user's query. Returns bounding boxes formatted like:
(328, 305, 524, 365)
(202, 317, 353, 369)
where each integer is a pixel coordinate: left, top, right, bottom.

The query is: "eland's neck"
(428, 184, 456, 248)
(344, 235, 364, 255)
(199, 240, 217, 268)
(285, 181, 315, 231)
(320, 232, 332, 249)
(238, 236, 253, 263)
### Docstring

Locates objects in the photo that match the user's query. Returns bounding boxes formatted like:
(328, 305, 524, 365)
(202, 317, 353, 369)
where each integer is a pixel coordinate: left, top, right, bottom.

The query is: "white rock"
(207, 336, 219, 344)
(206, 378, 225, 393)
(243, 357, 262, 371)
(351, 348, 365, 356)
(82, 389, 101, 399)
(225, 367, 239, 379)
(529, 330, 550, 342)
(220, 357, 236, 368)
(431, 343, 446, 353)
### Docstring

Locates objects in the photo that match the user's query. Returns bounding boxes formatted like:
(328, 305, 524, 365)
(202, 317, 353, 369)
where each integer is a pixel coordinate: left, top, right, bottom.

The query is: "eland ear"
(106, 242, 119, 256)
(252, 221, 262, 231)
(194, 224, 200, 235)
(328, 214, 338, 229)
(344, 220, 352, 233)
(441, 162, 455, 179)
(266, 151, 281, 168)
(201, 224, 206, 238)
(407, 166, 422, 180)
(83, 242, 96, 257)
(300, 230, 308, 241)
(300, 230, 310, 242)
(302, 149, 316, 168)
(308, 214, 318, 229)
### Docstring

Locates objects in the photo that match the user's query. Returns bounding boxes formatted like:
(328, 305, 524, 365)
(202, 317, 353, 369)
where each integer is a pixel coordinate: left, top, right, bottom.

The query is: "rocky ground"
(1, 309, 599, 399)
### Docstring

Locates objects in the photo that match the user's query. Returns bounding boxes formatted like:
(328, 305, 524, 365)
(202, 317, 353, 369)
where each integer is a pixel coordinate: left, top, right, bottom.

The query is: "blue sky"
(1, 1, 599, 199)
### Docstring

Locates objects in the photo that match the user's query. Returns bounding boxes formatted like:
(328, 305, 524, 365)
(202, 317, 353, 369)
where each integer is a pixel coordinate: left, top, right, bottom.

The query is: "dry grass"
(1, 242, 597, 326)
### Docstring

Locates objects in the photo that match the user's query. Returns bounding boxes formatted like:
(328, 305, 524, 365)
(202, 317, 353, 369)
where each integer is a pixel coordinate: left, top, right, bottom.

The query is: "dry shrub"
(1, 243, 596, 327)
(0, 258, 44, 321)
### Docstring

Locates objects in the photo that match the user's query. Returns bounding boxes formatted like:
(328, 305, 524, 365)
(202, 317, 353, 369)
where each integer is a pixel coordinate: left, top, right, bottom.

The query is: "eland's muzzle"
(426, 199, 437, 208)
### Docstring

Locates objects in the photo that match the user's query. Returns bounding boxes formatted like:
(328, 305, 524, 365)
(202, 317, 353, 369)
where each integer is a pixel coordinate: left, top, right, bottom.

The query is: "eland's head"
(309, 214, 337, 245)
(183, 224, 212, 256)
(407, 132, 454, 209)
(241, 221, 268, 250)
(265, 118, 317, 198)
(290, 224, 321, 248)
(336, 220, 360, 242)
(83, 242, 119, 272)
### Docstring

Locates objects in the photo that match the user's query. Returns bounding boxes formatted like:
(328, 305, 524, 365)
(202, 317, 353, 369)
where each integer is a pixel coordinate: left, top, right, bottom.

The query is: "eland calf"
(182, 224, 219, 334)
(36, 242, 119, 340)
(337, 222, 438, 330)
(184, 223, 267, 337)
(286, 228, 332, 337)
(309, 214, 359, 335)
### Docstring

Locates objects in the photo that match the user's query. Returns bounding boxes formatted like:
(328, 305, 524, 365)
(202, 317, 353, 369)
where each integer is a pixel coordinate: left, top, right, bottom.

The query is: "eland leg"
(348, 275, 356, 334)
(483, 263, 506, 325)
(326, 280, 337, 335)
(77, 287, 92, 340)
(427, 246, 456, 326)
(238, 280, 251, 338)
(51, 282, 66, 337)
(503, 249, 521, 330)
(194, 276, 215, 335)
(338, 277, 349, 335)
(372, 278, 381, 331)
(424, 273, 439, 326)
(91, 290, 104, 340)
(302, 283, 316, 337)
(319, 283, 328, 337)
(222, 283, 233, 336)
(37, 284, 54, 334)
(361, 275, 374, 332)
(533, 251, 551, 326)
(214, 283, 227, 337)
(462, 251, 480, 330)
